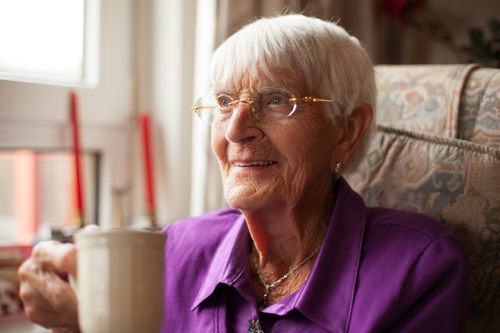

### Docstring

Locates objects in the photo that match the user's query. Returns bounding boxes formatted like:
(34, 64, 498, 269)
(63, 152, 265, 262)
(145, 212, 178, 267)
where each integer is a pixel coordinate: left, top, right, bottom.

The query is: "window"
(0, 0, 99, 87)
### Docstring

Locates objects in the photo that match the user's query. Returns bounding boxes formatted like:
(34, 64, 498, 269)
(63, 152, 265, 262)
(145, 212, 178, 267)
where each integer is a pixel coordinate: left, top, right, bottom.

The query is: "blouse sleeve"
(387, 237, 468, 333)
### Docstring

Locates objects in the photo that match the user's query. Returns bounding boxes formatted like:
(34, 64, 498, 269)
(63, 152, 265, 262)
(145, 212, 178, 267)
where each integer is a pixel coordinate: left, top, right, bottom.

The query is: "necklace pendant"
(247, 319, 264, 333)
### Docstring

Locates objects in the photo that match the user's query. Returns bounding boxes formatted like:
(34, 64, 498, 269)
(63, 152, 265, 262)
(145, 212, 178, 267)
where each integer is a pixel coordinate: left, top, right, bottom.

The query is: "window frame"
(0, 0, 100, 88)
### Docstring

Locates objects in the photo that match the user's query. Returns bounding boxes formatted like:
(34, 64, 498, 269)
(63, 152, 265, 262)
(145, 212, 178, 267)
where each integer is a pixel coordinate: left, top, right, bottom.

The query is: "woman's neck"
(242, 179, 337, 307)
(245, 206, 327, 267)
(243, 178, 335, 263)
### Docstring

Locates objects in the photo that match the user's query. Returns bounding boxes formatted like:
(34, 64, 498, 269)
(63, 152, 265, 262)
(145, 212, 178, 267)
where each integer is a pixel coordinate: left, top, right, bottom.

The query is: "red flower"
(379, 0, 425, 23)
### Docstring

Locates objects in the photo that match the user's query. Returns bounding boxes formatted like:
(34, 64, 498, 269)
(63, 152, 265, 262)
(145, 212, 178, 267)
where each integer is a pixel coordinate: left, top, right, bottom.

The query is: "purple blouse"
(162, 179, 468, 332)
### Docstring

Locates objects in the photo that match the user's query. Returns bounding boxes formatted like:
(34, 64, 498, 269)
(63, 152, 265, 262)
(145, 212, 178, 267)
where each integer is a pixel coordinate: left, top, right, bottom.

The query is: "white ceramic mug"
(72, 229, 167, 333)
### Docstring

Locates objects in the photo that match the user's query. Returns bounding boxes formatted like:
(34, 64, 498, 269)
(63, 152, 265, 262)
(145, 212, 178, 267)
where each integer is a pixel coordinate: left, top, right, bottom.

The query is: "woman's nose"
(224, 103, 264, 143)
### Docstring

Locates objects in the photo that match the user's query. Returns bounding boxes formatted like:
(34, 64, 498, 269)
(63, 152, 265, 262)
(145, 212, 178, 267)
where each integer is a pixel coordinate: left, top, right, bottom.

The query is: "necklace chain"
(252, 244, 321, 309)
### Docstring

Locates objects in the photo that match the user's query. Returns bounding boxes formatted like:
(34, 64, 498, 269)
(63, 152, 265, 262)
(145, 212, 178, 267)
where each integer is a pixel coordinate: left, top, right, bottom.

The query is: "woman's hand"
(18, 225, 100, 331)
(18, 240, 80, 331)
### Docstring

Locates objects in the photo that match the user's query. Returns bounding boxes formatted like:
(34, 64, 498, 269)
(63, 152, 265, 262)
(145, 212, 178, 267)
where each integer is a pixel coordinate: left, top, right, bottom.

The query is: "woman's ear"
(329, 103, 373, 172)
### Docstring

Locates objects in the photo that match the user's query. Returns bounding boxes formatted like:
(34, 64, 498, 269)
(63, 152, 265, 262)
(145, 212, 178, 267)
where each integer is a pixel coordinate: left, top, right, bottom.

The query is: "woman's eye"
(270, 95, 286, 105)
(261, 93, 291, 110)
(217, 96, 232, 108)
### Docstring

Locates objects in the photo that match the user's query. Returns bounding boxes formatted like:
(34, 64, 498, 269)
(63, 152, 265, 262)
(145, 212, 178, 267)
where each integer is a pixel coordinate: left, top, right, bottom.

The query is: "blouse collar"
(191, 178, 367, 333)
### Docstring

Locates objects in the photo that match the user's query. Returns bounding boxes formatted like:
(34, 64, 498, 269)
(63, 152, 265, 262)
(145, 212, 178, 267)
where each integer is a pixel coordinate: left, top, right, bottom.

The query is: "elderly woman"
(19, 14, 467, 333)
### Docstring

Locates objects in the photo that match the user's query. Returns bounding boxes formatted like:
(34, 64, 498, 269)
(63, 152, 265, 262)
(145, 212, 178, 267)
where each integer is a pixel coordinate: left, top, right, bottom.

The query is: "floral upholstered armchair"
(345, 64, 500, 333)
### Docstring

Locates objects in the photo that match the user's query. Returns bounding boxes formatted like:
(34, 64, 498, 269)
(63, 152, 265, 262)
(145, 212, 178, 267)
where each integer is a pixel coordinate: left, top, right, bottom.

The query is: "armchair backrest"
(346, 64, 500, 333)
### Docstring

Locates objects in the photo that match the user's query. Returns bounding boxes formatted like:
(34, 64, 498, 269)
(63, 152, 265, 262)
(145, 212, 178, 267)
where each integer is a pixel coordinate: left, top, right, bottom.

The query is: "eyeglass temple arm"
(191, 105, 217, 111)
(290, 97, 336, 103)
(312, 98, 336, 103)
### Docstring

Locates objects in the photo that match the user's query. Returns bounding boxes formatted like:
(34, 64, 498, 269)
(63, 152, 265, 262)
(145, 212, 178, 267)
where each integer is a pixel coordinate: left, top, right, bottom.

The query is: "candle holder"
(146, 210, 156, 227)
(143, 210, 162, 232)
(74, 211, 84, 228)
(112, 185, 131, 229)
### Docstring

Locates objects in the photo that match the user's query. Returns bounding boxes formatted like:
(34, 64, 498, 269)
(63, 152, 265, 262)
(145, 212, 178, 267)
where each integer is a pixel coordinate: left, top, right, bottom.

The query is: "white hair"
(209, 14, 377, 176)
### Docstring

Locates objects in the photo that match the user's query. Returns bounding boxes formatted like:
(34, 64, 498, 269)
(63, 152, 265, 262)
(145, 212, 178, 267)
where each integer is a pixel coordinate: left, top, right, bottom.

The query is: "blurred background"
(0, 0, 498, 245)
(0, 0, 498, 330)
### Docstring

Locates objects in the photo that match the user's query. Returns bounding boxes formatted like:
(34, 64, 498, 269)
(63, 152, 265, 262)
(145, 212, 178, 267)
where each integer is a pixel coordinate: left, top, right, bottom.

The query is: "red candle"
(139, 113, 156, 225)
(70, 91, 84, 227)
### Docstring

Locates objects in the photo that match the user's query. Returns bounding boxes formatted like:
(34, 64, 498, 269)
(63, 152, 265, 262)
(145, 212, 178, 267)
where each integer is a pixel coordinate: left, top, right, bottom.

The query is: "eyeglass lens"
(194, 92, 298, 125)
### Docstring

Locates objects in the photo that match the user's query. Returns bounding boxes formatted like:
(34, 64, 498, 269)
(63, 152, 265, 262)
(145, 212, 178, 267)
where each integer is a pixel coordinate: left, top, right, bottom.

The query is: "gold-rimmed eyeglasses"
(191, 91, 336, 125)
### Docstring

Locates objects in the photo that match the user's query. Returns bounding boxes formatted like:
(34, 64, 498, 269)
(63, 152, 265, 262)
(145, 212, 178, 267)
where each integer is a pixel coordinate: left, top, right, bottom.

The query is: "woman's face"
(211, 69, 342, 212)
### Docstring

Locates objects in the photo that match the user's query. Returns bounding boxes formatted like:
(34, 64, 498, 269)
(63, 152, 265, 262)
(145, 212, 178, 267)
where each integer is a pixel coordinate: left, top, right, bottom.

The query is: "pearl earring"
(335, 162, 341, 173)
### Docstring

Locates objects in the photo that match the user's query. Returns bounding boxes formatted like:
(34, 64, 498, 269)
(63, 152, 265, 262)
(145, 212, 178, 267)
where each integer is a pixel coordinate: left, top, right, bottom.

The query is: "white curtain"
(190, 0, 227, 216)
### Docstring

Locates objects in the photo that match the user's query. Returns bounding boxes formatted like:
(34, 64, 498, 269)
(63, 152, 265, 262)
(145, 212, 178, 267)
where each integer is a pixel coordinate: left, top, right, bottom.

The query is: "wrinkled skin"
(18, 226, 100, 332)
(212, 71, 343, 220)
(211, 69, 373, 305)
(18, 241, 79, 332)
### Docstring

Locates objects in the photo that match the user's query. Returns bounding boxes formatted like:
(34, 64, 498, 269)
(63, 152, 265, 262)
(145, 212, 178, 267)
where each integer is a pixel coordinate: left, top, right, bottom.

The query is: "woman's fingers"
(21, 277, 78, 328)
(17, 226, 102, 329)
(18, 241, 79, 329)
(81, 224, 100, 234)
(27, 241, 77, 277)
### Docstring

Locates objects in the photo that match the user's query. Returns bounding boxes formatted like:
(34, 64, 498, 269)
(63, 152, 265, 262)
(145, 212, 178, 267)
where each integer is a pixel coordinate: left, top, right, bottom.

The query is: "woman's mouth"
(234, 161, 278, 167)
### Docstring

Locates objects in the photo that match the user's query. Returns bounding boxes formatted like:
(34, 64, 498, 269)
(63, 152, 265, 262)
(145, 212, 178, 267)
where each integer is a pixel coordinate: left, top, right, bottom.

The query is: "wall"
(0, 0, 135, 229)
(0, 0, 199, 230)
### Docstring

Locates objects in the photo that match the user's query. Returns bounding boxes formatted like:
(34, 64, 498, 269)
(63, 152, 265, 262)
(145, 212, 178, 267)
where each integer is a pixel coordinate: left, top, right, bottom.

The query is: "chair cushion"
(346, 64, 500, 332)
(459, 68, 500, 149)
(375, 64, 479, 138)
